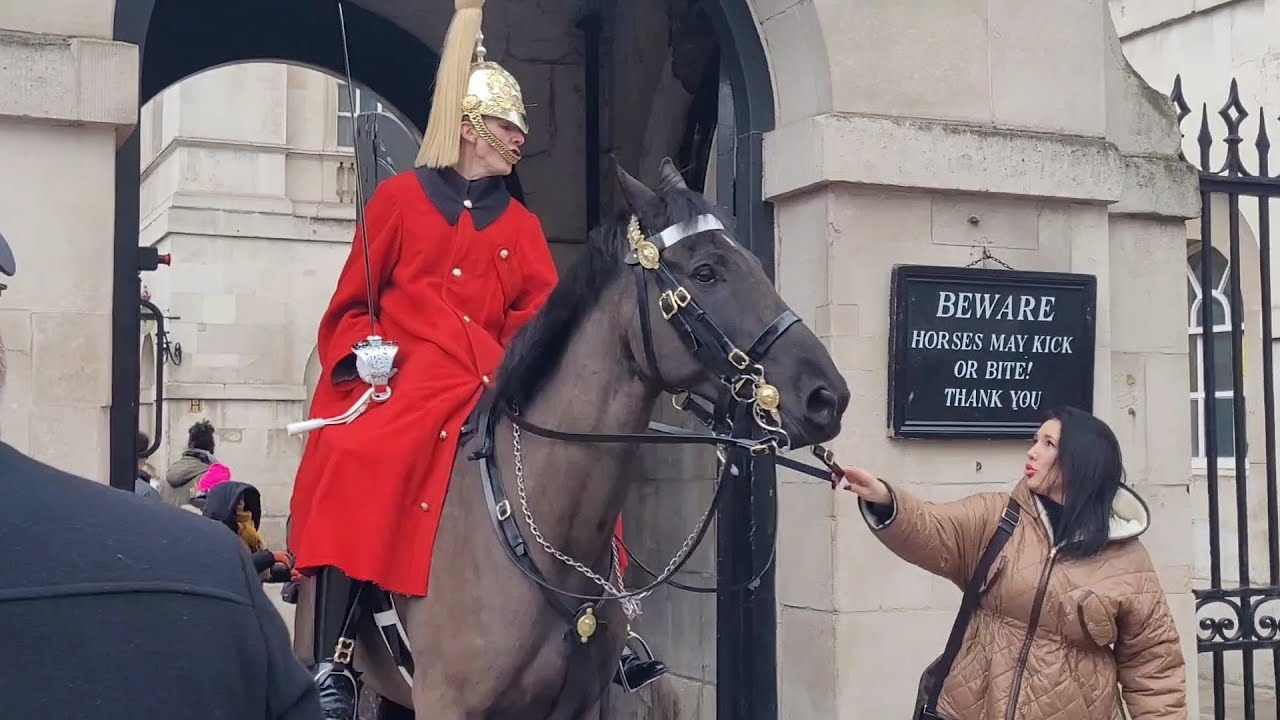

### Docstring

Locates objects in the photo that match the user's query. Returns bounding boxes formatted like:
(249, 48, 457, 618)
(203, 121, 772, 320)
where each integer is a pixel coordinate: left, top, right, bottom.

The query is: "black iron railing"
(1172, 75, 1280, 719)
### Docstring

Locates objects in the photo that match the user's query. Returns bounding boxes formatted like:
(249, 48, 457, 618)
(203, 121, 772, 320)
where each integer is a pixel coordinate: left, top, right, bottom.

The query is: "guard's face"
(462, 117, 525, 176)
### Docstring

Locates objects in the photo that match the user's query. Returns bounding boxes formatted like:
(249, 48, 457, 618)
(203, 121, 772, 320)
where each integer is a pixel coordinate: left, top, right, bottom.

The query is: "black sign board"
(887, 265, 1097, 439)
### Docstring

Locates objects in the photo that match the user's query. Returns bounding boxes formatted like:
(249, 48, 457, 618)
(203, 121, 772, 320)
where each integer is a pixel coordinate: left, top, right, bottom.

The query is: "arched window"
(336, 81, 388, 149)
(1187, 245, 1238, 461)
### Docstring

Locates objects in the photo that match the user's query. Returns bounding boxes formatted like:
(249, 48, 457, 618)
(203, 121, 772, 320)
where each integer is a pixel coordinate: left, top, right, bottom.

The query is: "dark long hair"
(1048, 406, 1125, 557)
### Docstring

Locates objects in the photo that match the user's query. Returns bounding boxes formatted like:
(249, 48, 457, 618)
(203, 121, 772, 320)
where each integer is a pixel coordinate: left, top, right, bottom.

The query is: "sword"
(287, 1, 397, 436)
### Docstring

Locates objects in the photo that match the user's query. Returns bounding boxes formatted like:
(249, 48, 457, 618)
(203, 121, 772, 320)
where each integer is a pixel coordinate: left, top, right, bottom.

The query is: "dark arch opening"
(110, 1, 777, 716)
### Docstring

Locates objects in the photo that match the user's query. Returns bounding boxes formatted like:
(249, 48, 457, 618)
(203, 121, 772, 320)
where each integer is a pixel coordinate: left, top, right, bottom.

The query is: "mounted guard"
(286, 2, 666, 717)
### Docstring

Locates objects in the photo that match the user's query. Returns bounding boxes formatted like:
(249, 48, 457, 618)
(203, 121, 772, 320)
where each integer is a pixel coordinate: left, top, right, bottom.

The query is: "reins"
(474, 209, 841, 615)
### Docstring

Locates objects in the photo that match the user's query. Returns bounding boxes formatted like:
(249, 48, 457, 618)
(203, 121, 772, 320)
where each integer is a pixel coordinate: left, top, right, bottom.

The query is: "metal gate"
(1171, 75, 1280, 718)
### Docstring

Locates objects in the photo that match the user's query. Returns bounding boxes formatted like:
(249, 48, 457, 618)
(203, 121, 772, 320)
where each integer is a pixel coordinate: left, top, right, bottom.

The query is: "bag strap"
(923, 496, 1021, 714)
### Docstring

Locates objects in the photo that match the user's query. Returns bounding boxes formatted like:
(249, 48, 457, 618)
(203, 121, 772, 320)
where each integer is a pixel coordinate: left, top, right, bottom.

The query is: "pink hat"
(197, 463, 232, 493)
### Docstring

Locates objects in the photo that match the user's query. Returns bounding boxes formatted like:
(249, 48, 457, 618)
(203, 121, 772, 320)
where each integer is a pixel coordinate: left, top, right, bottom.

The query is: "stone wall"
(760, 1, 1199, 716)
(0, 12, 137, 478)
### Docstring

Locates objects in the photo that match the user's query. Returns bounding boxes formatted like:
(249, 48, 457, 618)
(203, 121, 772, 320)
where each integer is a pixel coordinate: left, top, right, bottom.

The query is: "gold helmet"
(416, 0, 528, 169)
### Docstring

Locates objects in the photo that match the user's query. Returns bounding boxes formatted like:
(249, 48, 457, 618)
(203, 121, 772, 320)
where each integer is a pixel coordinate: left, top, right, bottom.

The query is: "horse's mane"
(494, 181, 727, 409)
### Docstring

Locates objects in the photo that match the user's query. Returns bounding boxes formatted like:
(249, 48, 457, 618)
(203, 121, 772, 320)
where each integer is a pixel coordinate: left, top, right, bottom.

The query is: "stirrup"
(314, 660, 361, 720)
(613, 631, 669, 693)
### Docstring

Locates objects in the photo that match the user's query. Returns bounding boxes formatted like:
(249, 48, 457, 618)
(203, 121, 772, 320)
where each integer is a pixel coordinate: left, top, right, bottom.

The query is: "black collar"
(416, 166, 511, 230)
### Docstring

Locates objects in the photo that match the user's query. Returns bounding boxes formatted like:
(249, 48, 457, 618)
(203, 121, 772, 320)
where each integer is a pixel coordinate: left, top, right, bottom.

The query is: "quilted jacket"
(860, 478, 1186, 720)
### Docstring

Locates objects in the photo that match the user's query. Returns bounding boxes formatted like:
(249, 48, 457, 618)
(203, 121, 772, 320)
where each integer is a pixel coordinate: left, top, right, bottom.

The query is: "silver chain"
(513, 423, 641, 619)
(511, 423, 725, 619)
(509, 379, 783, 617)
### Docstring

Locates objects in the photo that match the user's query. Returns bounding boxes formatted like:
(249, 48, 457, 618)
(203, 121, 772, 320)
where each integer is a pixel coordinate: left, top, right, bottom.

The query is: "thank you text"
(888, 265, 1097, 438)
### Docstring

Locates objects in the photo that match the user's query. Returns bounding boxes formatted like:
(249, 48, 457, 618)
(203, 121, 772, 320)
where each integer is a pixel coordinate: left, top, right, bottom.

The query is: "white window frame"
(336, 81, 386, 149)
(1187, 248, 1240, 467)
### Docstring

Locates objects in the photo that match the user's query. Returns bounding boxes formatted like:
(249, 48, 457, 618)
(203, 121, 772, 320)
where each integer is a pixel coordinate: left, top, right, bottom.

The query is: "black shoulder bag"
(912, 497, 1021, 720)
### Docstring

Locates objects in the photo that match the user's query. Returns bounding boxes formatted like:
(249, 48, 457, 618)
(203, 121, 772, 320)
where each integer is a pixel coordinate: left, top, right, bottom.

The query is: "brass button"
(452, 268, 462, 277)
(463, 199, 473, 209)
(419, 502, 430, 511)
(499, 249, 510, 260)
(439, 430, 448, 440)
(482, 375, 491, 384)
(463, 315, 471, 323)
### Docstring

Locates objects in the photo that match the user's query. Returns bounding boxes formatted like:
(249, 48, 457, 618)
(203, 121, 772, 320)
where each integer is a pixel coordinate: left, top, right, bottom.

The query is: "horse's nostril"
(806, 387, 840, 426)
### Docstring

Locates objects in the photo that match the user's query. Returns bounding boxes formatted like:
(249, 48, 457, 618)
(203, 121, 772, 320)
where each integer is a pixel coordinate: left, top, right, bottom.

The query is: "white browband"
(652, 214, 725, 250)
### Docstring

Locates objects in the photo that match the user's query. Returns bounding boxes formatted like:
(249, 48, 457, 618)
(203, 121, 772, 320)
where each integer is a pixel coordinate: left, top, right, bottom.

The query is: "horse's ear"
(658, 157, 689, 191)
(615, 161, 657, 213)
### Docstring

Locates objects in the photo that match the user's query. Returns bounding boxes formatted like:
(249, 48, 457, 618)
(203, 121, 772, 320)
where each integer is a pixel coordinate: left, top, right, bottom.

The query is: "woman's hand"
(832, 465, 892, 505)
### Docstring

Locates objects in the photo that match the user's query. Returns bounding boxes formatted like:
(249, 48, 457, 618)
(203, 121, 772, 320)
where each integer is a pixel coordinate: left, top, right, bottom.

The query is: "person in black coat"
(201, 479, 297, 584)
(0, 231, 321, 719)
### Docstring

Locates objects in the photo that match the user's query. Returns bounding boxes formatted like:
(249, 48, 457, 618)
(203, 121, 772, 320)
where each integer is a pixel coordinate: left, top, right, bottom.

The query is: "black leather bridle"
(467, 211, 837, 642)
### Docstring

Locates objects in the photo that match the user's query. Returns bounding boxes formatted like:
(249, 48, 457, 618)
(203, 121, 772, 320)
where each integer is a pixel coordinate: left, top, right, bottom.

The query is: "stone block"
(1, 340, 32, 412)
(758, 0, 831, 125)
(1108, 217, 1189, 353)
(814, 303, 859, 338)
(698, 682, 715, 720)
(31, 312, 111, 407)
(661, 675, 706, 719)
(764, 114, 1125, 205)
(1113, 156, 1201, 219)
(1108, 0, 1196, 38)
(177, 145, 288, 198)
(773, 189, 830, 318)
(834, 506, 935, 613)
(1144, 352, 1193, 485)
(1109, 353, 1147, 477)
(502, 0, 582, 64)
(625, 476, 717, 576)
(989, 0, 1106, 136)
(1135, 483, 1194, 591)
(835, 609, 958, 718)
(931, 196, 1041, 250)
(823, 0, 992, 124)
(825, 334, 886, 375)
(630, 573, 715, 681)
(827, 189, 933, 311)
(0, 0, 115, 38)
(27, 403, 108, 480)
(0, 123, 116, 315)
(0, 310, 33, 353)
(778, 481, 835, 610)
(1033, 204, 1086, 271)
(202, 295, 238, 325)
(176, 64, 288, 145)
(0, 32, 137, 127)
(778, 605, 837, 719)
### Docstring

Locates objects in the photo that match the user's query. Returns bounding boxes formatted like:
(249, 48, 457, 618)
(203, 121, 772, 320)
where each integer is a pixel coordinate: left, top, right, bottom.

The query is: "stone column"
(757, 1, 1199, 716)
(0, 9, 138, 479)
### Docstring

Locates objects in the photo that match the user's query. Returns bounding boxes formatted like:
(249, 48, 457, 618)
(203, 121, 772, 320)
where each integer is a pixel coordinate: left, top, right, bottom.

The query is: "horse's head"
(615, 159, 849, 449)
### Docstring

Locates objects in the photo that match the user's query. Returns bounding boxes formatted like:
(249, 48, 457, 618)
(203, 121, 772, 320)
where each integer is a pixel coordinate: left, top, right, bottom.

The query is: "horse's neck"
(512, 297, 655, 577)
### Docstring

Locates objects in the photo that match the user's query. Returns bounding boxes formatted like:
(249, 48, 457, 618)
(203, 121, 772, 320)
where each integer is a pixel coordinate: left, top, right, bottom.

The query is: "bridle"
(623, 213, 801, 452)
(469, 210, 837, 644)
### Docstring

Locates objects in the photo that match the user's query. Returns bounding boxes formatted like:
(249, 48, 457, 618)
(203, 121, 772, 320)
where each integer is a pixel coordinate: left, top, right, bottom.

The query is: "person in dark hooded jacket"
(202, 481, 297, 584)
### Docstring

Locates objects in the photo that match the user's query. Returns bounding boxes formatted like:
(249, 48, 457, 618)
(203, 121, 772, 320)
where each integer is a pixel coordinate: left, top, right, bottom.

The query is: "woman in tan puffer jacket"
(835, 406, 1186, 719)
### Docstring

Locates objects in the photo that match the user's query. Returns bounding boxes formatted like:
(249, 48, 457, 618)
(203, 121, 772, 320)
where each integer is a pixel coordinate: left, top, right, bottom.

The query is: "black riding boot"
(612, 631, 669, 692)
(312, 566, 365, 720)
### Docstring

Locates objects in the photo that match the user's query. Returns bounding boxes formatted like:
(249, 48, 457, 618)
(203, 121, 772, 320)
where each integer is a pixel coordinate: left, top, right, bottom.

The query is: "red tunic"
(288, 168, 562, 596)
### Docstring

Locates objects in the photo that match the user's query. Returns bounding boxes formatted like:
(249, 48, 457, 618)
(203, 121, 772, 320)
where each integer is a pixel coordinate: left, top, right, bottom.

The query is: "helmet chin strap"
(465, 109, 520, 166)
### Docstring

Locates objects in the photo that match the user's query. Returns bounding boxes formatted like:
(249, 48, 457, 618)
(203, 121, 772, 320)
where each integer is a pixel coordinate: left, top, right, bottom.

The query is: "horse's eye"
(692, 265, 717, 284)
